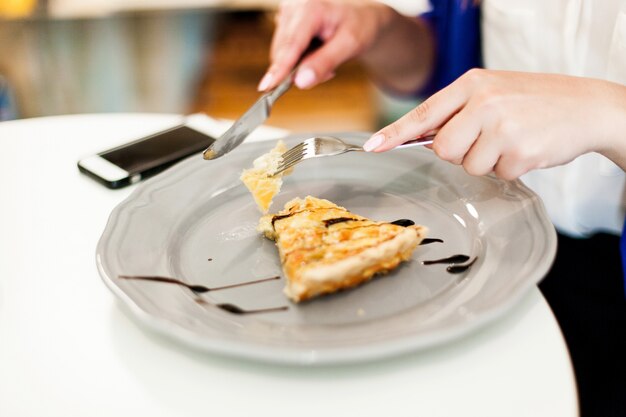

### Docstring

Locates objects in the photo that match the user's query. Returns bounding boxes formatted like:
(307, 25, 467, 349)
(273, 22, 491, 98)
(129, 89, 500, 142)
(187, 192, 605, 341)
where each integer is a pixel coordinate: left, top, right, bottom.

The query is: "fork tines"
(272, 140, 310, 176)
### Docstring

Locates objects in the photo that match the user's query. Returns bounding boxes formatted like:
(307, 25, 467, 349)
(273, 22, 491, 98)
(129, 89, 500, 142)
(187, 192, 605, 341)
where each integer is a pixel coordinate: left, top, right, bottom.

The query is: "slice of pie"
(240, 140, 291, 213)
(259, 196, 428, 302)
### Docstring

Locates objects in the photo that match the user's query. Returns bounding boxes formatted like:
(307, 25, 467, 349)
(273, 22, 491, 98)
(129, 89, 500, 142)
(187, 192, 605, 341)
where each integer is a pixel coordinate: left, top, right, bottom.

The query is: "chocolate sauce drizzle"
(389, 218, 474, 273)
(272, 207, 364, 229)
(119, 275, 280, 293)
(195, 299, 288, 315)
(421, 255, 477, 274)
(390, 219, 415, 227)
(422, 255, 470, 265)
(118, 275, 289, 315)
(390, 220, 444, 245)
(446, 258, 477, 274)
(420, 238, 444, 245)
(271, 213, 294, 228)
(323, 217, 362, 227)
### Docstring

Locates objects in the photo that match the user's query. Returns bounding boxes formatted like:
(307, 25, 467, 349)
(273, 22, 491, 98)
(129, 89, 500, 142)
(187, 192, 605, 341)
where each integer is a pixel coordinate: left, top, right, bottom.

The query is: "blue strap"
(418, 0, 482, 96)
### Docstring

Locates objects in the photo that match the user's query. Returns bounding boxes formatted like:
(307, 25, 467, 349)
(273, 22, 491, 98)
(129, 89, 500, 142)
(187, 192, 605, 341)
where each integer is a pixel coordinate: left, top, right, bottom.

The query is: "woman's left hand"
(364, 69, 626, 179)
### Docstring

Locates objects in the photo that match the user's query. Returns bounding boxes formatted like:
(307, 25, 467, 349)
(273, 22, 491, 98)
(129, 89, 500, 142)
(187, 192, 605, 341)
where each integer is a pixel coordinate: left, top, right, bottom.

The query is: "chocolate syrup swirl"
(446, 257, 477, 274)
(272, 207, 350, 229)
(118, 275, 289, 315)
(422, 255, 470, 265)
(388, 218, 473, 272)
(389, 219, 444, 245)
(421, 255, 477, 274)
(323, 217, 362, 227)
(195, 299, 288, 315)
(119, 275, 280, 293)
(390, 219, 415, 227)
(271, 213, 294, 228)
(420, 238, 444, 245)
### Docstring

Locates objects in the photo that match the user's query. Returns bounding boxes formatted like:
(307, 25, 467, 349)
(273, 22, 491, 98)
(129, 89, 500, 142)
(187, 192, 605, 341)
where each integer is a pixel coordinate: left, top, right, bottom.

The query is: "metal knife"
(202, 38, 323, 160)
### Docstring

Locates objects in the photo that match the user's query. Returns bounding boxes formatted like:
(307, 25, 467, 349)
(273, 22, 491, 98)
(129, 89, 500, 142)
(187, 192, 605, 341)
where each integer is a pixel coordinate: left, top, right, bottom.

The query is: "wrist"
(596, 81, 626, 169)
(360, 10, 434, 94)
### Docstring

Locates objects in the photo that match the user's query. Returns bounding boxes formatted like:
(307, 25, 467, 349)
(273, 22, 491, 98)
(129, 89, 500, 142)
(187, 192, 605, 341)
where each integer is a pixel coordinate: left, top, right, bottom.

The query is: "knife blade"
(202, 76, 293, 160)
(202, 38, 323, 160)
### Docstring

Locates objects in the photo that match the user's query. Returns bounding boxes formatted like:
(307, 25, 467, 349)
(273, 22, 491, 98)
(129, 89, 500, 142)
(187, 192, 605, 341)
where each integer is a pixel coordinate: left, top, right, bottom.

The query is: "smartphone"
(78, 124, 216, 189)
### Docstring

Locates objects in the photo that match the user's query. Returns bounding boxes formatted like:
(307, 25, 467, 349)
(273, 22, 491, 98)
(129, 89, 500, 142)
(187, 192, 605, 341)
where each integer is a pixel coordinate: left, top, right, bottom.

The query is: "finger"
(492, 137, 551, 180)
(493, 154, 531, 181)
(318, 70, 336, 84)
(295, 68, 337, 89)
(260, 6, 323, 91)
(435, 94, 507, 176)
(270, 1, 296, 60)
(460, 132, 502, 176)
(363, 77, 472, 152)
(261, 8, 293, 90)
(294, 27, 361, 89)
(262, 40, 315, 91)
(272, 2, 320, 61)
(431, 104, 483, 164)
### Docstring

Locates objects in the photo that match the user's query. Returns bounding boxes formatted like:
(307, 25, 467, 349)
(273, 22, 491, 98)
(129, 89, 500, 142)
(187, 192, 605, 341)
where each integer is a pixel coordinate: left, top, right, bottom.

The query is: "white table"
(0, 114, 578, 417)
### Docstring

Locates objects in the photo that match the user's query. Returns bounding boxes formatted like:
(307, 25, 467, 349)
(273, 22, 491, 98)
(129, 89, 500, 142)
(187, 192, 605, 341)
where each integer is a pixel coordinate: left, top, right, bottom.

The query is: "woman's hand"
(364, 69, 626, 178)
(258, 0, 433, 94)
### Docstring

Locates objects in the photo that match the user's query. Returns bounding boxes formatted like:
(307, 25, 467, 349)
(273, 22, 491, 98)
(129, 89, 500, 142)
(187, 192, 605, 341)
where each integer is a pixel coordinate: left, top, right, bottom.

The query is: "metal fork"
(272, 134, 435, 176)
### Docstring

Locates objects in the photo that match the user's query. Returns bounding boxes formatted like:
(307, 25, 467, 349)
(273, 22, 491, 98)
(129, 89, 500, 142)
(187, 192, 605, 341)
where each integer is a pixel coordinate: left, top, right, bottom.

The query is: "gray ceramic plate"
(97, 132, 556, 365)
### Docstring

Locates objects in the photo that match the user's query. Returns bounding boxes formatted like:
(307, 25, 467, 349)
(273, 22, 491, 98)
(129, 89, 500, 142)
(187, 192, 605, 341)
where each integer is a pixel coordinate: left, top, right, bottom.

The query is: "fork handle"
(396, 134, 436, 149)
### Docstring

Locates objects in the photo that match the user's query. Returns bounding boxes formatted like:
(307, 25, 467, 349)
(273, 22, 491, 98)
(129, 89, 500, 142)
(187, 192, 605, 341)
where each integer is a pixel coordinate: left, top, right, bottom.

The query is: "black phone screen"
(100, 125, 215, 174)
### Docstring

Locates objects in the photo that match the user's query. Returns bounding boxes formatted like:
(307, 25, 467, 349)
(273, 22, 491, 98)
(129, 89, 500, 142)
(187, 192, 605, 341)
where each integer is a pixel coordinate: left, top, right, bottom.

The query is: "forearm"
(360, 11, 434, 95)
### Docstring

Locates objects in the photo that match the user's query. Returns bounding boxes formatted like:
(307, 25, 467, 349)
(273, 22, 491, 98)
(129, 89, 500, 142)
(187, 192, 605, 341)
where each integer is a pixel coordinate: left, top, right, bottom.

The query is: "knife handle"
(297, 36, 324, 66)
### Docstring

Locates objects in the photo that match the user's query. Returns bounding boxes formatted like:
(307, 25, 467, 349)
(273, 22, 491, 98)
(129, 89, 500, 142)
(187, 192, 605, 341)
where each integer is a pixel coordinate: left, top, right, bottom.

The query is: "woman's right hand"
(258, 0, 397, 91)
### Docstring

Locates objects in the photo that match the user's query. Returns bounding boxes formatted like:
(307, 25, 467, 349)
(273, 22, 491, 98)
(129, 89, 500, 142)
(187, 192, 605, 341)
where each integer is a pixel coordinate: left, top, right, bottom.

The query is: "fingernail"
(258, 72, 273, 91)
(363, 133, 385, 152)
(294, 68, 316, 89)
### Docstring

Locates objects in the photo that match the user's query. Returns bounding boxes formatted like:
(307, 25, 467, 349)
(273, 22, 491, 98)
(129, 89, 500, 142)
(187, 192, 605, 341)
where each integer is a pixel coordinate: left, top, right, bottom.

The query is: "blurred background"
(0, 0, 428, 132)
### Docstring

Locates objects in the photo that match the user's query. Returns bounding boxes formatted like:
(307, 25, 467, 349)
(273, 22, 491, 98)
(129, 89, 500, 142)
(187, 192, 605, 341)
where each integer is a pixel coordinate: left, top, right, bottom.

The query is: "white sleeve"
(521, 153, 626, 237)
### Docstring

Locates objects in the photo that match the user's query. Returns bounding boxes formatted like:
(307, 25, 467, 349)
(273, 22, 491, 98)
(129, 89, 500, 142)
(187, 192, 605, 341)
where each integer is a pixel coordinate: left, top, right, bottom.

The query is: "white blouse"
(481, 0, 626, 237)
